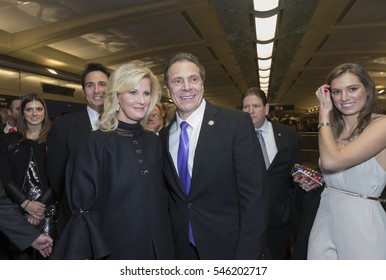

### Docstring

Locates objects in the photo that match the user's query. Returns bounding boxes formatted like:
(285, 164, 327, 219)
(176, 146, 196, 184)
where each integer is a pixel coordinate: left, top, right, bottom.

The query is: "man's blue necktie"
(177, 121, 191, 194)
(177, 121, 195, 245)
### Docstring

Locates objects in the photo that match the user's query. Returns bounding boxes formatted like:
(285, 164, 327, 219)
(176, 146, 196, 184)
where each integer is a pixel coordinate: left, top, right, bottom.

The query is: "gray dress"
(308, 157, 386, 259)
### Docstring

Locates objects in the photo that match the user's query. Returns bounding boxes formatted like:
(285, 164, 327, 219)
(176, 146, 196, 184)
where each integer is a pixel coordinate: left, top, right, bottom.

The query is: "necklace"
(336, 134, 358, 148)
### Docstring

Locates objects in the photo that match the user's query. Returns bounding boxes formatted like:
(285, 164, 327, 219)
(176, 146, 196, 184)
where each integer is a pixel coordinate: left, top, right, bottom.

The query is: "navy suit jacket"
(160, 101, 268, 259)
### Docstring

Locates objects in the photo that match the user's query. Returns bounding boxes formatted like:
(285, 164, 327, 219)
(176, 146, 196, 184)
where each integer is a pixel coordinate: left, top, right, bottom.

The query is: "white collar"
(176, 99, 206, 130)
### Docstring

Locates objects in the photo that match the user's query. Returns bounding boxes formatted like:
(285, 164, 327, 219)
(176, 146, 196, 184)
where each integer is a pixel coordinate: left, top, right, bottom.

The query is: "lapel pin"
(208, 120, 214, 126)
(278, 133, 282, 136)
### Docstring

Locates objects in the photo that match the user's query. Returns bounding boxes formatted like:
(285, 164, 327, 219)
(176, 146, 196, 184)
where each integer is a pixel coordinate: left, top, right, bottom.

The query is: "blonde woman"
(51, 64, 174, 260)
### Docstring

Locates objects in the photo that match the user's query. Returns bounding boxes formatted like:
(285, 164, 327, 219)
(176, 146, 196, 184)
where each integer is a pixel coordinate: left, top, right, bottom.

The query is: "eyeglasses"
(149, 114, 160, 119)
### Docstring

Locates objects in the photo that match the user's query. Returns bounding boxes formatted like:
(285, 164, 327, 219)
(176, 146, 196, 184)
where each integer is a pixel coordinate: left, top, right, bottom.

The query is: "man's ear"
(265, 103, 270, 116)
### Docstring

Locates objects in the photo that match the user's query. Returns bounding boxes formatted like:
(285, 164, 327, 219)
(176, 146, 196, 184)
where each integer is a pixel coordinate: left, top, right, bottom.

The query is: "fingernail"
(324, 89, 328, 93)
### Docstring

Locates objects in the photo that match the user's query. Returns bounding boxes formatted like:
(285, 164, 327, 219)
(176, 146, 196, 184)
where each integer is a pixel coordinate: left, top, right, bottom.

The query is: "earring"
(116, 104, 120, 112)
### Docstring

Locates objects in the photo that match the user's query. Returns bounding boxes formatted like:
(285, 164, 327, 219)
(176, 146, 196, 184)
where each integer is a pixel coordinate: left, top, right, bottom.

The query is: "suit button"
(187, 202, 192, 208)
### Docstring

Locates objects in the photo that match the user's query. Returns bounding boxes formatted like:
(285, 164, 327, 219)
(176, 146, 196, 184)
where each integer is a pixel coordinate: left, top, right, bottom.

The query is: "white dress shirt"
(87, 106, 100, 131)
(3, 122, 16, 133)
(169, 100, 206, 177)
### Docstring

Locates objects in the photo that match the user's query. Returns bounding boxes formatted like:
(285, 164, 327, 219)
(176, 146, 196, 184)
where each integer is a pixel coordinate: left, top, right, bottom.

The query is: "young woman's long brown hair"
(17, 93, 51, 144)
(327, 63, 379, 140)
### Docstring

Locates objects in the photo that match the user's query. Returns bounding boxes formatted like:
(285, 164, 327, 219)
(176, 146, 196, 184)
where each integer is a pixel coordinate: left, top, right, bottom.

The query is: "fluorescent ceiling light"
(256, 42, 274, 59)
(253, 0, 279, 12)
(47, 68, 57, 75)
(258, 69, 271, 78)
(255, 14, 277, 41)
(258, 58, 272, 70)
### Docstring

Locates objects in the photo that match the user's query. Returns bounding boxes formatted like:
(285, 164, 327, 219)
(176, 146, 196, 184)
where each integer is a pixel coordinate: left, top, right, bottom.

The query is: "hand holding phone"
(292, 164, 324, 192)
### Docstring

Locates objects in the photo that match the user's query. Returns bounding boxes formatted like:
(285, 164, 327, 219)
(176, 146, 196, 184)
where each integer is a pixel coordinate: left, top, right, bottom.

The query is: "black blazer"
(47, 108, 92, 234)
(265, 122, 300, 228)
(160, 101, 268, 259)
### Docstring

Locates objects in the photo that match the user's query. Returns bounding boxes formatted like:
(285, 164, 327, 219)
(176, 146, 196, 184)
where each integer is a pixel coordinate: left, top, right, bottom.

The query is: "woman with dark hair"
(0, 93, 57, 259)
(305, 63, 386, 259)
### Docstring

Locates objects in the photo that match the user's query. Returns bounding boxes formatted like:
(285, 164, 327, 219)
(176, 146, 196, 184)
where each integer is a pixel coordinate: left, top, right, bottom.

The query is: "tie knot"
(256, 129, 263, 137)
(180, 121, 189, 131)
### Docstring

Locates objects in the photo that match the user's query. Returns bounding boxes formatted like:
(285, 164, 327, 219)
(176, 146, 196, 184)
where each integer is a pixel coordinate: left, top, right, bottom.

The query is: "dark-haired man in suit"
(160, 52, 268, 260)
(3, 98, 21, 133)
(241, 87, 300, 259)
(47, 63, 110, 235)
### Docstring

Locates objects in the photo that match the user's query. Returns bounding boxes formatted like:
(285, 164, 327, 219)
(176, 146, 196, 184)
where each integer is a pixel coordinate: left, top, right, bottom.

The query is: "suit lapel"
(273, 124, 286, 149)
(191, 103, 218, 186)
(76, 109, 93, 135)
(163, 117, 187, 198)
(269, 123, 285, 168)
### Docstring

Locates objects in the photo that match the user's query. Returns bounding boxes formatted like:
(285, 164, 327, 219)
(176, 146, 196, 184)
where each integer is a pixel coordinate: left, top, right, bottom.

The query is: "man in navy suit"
(160, 52, 268, 259)
(241, 87, 300, 259)
(47, 63, 110, 235)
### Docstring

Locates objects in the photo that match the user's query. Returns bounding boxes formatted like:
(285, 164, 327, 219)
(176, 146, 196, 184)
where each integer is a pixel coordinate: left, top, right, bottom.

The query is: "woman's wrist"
(23, 200, 31, 211)
(318, 122, 332, 130)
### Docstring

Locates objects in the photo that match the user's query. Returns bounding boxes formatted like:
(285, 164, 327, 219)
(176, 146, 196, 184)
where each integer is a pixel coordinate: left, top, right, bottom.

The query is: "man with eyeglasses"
(146, 102, 165, 135)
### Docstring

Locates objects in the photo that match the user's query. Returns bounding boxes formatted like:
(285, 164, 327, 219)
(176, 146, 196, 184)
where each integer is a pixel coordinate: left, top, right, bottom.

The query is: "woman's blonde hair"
(99, 64, 161, 132)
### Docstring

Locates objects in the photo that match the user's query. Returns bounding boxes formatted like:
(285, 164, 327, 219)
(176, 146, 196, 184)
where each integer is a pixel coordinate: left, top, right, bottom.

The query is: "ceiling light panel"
(258, 58, 272, 70)
(253, 0, 279, 12)
(256, 42, 274, 59)
(255, 14, 277, 41)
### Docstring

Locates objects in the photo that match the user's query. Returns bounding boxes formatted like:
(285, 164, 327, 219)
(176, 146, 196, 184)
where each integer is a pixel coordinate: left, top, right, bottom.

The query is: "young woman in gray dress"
(307, 63, 386, 259)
